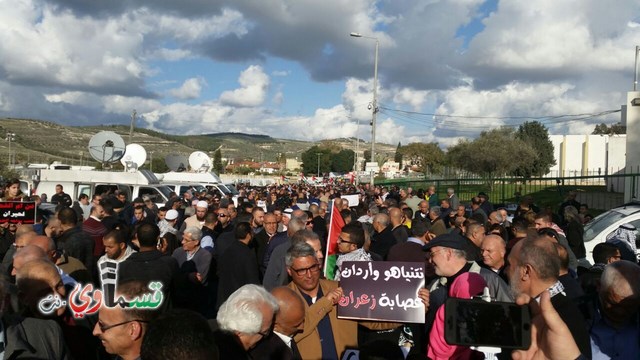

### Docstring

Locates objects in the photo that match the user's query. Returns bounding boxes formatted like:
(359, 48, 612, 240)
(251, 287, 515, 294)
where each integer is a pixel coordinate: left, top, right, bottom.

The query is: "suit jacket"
(217, 241, 260, 308)
(288, 279, 397, 360)
(56, 226, 95, 277)
(262, 240, 292, 291)
(249, 331, 300, 360)
(3, 314, 71, 359)
(370, 225, 397, 260)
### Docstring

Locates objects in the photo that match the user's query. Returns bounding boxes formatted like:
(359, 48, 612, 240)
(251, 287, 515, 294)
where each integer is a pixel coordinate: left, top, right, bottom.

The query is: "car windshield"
(584, 209, 626, 242)
(225, 184, 240, 195)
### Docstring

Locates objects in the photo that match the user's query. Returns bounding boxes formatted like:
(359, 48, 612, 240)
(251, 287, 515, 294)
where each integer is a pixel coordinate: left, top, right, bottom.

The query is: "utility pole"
(129, 109, 137, 144)
(5, 132, 15, 168)
(316, 152, 322, 177)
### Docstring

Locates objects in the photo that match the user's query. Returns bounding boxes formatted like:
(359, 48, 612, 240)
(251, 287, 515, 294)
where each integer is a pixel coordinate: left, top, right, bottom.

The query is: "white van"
(156, 171, 238, 203)
(35, 169, 172, 206)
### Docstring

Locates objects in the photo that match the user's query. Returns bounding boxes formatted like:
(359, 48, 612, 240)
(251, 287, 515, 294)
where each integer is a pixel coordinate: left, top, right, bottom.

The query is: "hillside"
(0, 118, 396, 170)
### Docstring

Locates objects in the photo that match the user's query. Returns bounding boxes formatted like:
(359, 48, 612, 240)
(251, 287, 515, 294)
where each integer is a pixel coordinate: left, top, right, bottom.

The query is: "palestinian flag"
(323, 199, 345, 280)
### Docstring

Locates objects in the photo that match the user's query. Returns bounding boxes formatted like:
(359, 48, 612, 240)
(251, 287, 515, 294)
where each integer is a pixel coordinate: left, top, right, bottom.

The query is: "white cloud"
(169, 77, 207, 100)
(271, 70, 290, 77)
(219, 65, 270, 107)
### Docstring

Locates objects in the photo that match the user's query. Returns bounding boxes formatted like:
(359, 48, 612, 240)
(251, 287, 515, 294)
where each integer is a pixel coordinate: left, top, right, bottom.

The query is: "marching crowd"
(0, 177, 638, 359)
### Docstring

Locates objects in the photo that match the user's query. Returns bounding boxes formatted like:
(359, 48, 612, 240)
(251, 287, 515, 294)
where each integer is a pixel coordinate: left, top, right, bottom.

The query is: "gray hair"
(287, 219, 306, 235)
(492, 211, 504, 223)
(285, 242, 316, 267)
(519, 237, 560, 281)
(564, 205, 580, 222)
(290, 229, 319, 246)
(430, 206, 441, 217)
(600, 260, 640, 297)
(183, 226, 202, 242)
(217, 284, 279, 334)
(451, 249, 467, 259)
(373, 213, 390, 227)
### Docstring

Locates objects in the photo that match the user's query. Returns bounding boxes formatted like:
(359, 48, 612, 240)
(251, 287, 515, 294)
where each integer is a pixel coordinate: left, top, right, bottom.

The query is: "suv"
(583, 202, 640, 263)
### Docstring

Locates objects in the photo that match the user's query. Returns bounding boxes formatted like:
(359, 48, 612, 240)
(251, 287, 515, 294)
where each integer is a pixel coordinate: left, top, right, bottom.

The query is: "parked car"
(583, 202, 640, 264)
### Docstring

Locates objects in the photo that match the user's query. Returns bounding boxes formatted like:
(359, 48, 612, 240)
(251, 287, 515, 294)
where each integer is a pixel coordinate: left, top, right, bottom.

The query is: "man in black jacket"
(118, 223, 178, 310)
(56, 208, 95, 278)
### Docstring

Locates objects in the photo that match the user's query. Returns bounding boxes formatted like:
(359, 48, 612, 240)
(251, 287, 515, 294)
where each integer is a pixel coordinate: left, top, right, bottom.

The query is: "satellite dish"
(120, 144, 147, 172)
(165, 154, 189, 172)
(88, 131, 126, 167)
(189, 151, 212, 173)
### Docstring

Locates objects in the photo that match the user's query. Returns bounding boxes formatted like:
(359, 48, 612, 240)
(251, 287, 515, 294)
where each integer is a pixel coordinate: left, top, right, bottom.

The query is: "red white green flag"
(324, 199, 345, 280)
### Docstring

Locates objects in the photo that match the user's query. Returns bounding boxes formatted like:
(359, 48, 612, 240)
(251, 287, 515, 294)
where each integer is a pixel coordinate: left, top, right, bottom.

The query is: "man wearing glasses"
(286, 242, 402, 360)
(93, 280, 161, 360)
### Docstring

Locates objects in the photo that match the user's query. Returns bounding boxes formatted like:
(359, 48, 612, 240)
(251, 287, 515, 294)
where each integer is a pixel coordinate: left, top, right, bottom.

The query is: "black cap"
(422, 233, 467, 251)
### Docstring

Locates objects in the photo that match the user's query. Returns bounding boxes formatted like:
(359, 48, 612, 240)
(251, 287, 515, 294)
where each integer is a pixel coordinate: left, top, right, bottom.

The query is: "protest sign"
(337, 261, 425, 323)
(0, 201, 36, 224)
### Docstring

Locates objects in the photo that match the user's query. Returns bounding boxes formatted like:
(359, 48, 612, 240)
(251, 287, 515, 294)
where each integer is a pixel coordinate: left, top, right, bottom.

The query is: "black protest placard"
(0, 202, 37, 224)
(337, 261, 425, 323)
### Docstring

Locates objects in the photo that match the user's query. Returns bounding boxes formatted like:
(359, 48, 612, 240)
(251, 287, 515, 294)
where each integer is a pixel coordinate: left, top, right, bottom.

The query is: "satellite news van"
(34, 131, 171, 206)
(36, 169, 172, 206)
(157, 152, 238, 204)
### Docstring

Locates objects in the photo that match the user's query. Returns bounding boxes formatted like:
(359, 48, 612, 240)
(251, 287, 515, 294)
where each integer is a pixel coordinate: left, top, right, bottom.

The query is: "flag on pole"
(324, 199, 345, 280)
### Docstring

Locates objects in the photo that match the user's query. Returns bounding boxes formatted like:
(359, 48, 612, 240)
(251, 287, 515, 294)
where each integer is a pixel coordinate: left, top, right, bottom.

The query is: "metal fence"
(377, 172, 640, 212)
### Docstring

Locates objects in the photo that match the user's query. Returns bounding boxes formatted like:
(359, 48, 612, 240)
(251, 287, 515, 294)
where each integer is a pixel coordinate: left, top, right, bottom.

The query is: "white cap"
(166, 209, 179, 221)
(196, 200, 209, 209)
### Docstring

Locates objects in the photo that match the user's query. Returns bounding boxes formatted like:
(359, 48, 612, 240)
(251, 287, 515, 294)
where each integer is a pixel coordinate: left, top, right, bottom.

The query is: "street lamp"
(316, 153, 322, 177)
(350, 32, 379, 186)
(5, 132, 15, 168)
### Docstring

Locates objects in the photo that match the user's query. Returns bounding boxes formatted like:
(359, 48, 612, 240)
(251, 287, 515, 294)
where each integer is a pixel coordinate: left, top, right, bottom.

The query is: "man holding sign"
(286, 242, 428, 360)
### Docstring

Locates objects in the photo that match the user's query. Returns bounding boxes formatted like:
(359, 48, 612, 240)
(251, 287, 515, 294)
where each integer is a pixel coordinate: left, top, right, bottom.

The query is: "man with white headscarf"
(606, 223, 639, 262)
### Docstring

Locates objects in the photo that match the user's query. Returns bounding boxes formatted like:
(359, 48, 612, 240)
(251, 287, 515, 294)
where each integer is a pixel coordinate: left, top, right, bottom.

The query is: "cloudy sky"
(1, 0, 638, 148)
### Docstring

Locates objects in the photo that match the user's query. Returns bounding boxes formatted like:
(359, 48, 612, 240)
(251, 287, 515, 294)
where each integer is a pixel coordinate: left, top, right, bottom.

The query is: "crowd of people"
(0, 177, 638, 359)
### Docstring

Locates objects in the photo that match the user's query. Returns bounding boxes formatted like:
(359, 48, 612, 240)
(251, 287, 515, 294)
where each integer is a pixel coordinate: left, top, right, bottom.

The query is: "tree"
(213, 149, 224, 174)
(301, 146, 332, 175)
(394, 142, 403, 165)
(447, 127, 536, 184)
(399, 142, 445, 176)
(512, 121, 556, 177)
(331, 149, 355, 172)
(592, 122, 626, 135)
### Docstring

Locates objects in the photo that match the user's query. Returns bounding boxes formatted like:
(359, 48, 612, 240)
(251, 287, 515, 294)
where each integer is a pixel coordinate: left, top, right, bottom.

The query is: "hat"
(165, 209, 179, 221)
(196, 200, 209, 209)
(422, 233, 467, 251)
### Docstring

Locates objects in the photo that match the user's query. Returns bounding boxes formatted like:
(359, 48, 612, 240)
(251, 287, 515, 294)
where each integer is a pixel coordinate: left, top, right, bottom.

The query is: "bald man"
(16, 259, 66, 318)
(28, 235, 89, 285)
(2, 225, 38, 274)
(481, 235, 507, 274)
(12, 245, 48, 274)
(389, 207, 409, 244)
(249, 286, 305, 360)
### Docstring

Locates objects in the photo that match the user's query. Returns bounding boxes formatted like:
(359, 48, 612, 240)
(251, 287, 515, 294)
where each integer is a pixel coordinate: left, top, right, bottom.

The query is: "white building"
(546, 134, 626, 177)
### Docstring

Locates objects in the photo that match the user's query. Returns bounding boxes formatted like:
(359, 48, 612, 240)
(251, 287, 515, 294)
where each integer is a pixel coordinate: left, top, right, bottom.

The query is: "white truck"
(156, 171, 238, 204)
(35, 169, 172, 206)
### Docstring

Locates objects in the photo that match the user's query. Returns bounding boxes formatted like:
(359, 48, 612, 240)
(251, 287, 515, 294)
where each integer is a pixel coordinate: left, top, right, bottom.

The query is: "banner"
(0, 201, 37, 224)
(323, 199, 345, 280)
(337, 261, 425, 323)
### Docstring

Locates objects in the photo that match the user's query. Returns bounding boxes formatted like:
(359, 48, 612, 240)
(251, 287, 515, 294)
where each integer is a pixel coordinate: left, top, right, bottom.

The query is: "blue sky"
(0, 0, 638, 148)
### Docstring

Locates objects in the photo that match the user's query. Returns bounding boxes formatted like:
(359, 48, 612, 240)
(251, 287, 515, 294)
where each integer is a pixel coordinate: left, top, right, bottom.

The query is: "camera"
(444, 298, 531, 350)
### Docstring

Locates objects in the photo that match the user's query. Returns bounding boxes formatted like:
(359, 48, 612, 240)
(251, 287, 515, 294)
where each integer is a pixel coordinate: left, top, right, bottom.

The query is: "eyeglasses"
(257, 328, 271, 337)
(290, 263, 321, 276)
(426, 249, 445, 259)
(217, 213, 228, 217)
(338, 237, 355, 244)
(98, 319, 148, 332)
